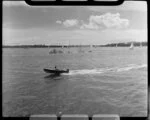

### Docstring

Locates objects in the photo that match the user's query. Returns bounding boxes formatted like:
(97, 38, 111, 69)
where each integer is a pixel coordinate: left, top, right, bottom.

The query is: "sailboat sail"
(129, 42, 134, 49)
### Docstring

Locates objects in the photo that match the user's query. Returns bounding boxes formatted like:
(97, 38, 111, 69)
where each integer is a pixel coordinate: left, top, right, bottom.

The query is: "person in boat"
(66, 69, 69, 72)
(55, 66, 58, 70)
(54, 66, 69, 73)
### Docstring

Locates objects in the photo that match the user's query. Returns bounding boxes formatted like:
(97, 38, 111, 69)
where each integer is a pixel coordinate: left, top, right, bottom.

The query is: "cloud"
(56, 20, 62, 24)
(80, 22, 99, 30)
(63, 19, 78, 27)
(56, 13, 129, 30)
(61, 19, 79, 27)
(80, 13, 129, 30)
(56, 19, 79, 27)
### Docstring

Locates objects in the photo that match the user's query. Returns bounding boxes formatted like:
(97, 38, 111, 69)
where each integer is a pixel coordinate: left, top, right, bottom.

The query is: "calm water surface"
(2, 47, 147, 117)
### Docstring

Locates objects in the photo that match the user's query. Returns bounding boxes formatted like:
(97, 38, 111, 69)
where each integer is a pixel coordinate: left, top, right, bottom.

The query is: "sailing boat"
(49, 43, 56, 54)
(116, 43, 118, 48)
(60, 43, 64, 53)
(140, 42, 142, 47)
(89, 45, 93, 52)
(68, 40, 71, 53)
(62, 45, 64, 52)
(129, 42, 134, 50)
(79, 43, 84, 53)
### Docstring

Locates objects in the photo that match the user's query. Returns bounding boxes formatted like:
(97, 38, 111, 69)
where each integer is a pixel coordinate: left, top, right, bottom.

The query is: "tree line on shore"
(101, 41, 147, 47)
(3, 41, 147, 48)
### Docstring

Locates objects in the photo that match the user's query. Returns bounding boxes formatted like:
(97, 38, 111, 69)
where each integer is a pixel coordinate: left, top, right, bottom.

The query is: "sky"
(3, 1, 147, 45)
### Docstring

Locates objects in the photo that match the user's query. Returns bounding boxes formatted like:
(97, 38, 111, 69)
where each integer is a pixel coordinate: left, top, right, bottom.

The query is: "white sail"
(116, 43, 118, 47)
(61, 44, 64, 53)
(129, 42, 134, 50)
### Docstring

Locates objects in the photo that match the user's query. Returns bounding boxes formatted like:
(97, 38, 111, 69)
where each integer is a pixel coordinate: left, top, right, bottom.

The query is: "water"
(2, 47, 147, 117)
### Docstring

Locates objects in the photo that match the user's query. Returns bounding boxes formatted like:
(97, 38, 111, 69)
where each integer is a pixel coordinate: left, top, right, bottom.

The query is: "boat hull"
(43, 68, 69, 74)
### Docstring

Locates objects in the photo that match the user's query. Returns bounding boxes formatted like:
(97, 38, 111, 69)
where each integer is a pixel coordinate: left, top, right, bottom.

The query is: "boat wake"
(63, 64, 147, 75)
(116, 64, 147, 72)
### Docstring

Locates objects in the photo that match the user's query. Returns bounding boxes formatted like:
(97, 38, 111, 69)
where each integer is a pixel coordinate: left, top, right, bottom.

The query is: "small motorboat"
(43, 68, 69, 75)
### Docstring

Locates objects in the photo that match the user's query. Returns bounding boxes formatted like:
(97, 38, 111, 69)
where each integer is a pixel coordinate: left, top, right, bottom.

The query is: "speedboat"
(43, 68, 69, 75)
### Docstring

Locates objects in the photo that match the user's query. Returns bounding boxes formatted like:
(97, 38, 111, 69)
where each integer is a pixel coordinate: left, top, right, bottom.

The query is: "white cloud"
(80, 13, 129, 30)
(56, 20, 62, 24)
(63, 19, 78, 27)
(56, 13, 129, 30)
(80, 22, 99, 30)
(56, 19, 79, 27)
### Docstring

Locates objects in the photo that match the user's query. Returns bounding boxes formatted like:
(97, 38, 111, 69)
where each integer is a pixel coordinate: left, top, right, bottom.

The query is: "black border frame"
(1, 0, 148, 120)
(24, 0, 124, 6)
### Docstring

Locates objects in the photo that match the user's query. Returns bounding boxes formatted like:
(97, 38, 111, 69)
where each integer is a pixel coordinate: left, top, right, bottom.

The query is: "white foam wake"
(63, 64, 147, 75)
(116, 64, 147, 72)
(67, 69, 104, 75)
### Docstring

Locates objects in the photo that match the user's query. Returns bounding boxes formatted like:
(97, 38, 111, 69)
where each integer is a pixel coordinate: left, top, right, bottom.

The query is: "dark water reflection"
(44, 74, 68, 80)
(44, 74, 62, 79)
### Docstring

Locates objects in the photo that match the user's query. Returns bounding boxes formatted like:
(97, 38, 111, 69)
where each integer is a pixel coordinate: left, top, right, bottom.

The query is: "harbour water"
(2, 47, 147, 117)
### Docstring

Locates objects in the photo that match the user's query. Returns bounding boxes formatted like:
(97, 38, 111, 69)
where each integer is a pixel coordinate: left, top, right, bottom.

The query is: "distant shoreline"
(2, 42, 147, 48)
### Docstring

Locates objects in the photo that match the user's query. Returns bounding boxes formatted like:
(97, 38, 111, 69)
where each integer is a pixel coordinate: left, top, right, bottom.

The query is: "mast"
(89, 44, 92, 52)
(79, 43, 82, 52)
(68, 40, 70, 53)
(140, 42, 142, 47)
